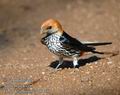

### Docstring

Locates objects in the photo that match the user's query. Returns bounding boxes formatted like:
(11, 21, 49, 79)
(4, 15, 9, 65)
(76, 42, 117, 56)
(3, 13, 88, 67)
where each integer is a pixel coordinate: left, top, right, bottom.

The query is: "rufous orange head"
(40, 19, 63, 37)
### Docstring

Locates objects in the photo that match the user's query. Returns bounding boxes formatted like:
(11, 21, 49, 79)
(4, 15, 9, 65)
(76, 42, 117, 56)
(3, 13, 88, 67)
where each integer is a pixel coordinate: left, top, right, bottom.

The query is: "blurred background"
(0, 0, 120, 95)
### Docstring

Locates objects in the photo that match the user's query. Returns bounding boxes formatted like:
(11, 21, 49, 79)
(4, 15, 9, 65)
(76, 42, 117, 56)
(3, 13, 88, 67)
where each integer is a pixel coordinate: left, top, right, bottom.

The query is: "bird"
(40, 19, 114, 69)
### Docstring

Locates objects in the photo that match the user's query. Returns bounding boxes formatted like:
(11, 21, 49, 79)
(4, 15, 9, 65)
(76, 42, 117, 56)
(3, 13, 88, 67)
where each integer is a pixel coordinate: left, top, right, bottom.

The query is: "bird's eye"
(47, 26, 52, 29)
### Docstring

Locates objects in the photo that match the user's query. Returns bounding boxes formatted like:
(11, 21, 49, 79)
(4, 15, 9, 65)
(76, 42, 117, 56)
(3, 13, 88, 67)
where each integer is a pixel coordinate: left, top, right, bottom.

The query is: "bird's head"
(40, 19, 63, 38)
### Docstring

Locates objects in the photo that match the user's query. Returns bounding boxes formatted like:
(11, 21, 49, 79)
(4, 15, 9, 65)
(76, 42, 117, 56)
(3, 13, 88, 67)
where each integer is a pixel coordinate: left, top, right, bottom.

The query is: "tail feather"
(91, 50, 119, 56)
(83, 41, 112, 46)
(82, 41, 119, 56)
(92, 51, 105, 54)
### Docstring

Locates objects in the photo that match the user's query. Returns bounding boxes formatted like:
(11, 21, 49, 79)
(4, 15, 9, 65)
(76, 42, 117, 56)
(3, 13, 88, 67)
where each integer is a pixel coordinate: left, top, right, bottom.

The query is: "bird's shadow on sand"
(49, 56, 102, 69)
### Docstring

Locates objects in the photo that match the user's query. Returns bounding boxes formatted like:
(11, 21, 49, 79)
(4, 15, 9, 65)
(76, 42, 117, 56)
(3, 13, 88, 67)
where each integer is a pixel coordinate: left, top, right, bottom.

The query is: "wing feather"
(60, 32, 95, 52)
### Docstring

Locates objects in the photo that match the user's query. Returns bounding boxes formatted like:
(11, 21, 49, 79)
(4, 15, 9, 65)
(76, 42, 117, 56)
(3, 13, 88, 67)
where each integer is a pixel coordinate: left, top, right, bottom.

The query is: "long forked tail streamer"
(83, 41, 112, 46)
(92, 50, 119, 56)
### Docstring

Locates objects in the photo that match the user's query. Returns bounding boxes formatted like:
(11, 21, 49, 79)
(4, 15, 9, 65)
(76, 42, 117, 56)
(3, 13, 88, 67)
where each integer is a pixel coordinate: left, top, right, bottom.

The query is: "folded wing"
(60, 32, 95, 52)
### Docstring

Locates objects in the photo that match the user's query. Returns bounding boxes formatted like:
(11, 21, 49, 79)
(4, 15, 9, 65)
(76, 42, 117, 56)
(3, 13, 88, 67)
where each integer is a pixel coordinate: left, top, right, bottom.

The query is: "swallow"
(40, 19, 114, 69)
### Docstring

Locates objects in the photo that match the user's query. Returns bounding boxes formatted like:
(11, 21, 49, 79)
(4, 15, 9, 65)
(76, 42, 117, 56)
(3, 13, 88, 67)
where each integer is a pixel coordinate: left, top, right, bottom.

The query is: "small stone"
(30, 64, 34, 67)
(73, 78, 76, 81)
(1, 82, 5, 85)
(102, 72, 105, 75)
(86, 71, 90, 74)
(90, 66, 93, 69)
(88, 81, 92, 85)
(94, 62, 98, 64)
(107, 61, 112, 64)
(29, 75, 33, 78)
(107, 78, 110, 81)
(42, 72, 45, 75)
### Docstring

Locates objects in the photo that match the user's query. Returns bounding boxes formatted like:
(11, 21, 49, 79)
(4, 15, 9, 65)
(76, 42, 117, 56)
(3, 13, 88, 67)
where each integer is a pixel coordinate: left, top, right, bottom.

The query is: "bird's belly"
(47, 42, 80, 57)
(44, 35, 80, 57)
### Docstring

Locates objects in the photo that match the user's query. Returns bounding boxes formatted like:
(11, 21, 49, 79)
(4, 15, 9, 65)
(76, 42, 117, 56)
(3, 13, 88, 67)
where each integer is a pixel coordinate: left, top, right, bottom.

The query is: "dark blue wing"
(60, 32, 95, 52)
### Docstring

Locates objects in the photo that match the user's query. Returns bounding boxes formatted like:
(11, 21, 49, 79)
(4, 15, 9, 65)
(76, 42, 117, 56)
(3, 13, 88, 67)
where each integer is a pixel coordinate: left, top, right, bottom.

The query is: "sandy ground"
(0, 0, 120, 95)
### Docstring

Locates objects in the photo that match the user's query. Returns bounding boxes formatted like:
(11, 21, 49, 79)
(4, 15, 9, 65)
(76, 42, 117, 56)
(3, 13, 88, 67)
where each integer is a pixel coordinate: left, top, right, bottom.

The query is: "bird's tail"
(91, 50, 119, 56)
(83, 41, 112, 46)
(82, 41, 119, 56)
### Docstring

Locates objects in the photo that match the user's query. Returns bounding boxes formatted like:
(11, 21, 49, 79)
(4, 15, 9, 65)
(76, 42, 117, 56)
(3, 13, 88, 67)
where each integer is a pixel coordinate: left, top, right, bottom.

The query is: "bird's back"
(60, 32, 95, 52)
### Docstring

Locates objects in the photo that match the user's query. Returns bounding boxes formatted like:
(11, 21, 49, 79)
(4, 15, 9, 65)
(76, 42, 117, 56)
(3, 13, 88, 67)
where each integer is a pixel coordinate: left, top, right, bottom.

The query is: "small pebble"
(30, 64, 34, 67)
(73, 78, 76, 81)
(102, 72, 105, 75)
(42, 72, 45, 75)
(107, 61, 112, 64)
(1, 82, 5, 85)
(94, 62, 98, 64)
(86, 71, 90, 74)
(29, 75, 33, 78)
(90, 66, 93, 69)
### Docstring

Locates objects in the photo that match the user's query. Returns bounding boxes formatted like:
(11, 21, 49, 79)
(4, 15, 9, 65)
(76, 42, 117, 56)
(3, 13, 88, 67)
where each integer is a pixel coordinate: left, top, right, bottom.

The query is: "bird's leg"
(55, 57, 63, 69)
(73, 57, 79, 68)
